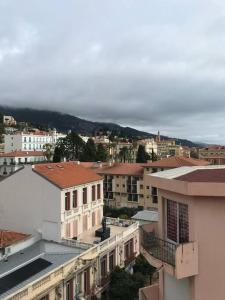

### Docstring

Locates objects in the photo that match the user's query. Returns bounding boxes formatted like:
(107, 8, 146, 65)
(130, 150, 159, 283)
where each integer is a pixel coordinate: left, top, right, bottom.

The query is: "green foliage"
(53, 146, 62, 162)
(136, 145, 150, 163)
(133, 254, 156, 276)
(96, 143, 108, 162)
(151, 149, 158, 162)
(103, 205, 143, 219)
(80, 138, 96, 162)
(64, 132, 85, 160)
(108, 267, 147, 300)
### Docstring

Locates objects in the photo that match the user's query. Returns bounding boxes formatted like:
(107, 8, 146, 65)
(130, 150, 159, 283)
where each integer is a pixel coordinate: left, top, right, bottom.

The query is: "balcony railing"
(140, 226, 176, 266)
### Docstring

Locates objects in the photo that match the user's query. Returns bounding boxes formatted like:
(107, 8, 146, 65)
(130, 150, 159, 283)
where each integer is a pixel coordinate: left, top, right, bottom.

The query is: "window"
(124, 238, 134, 260)
(40, 295, 49, 300)
(151, 187, 158, 204)
(66, 279, 74, 300)
(84, 268, 90, 295)
(73, 190, 77, 208)
(109, 250, 115, 272)
(166, 199, 189, 244)
(101, 255, 107, 278)
(97, 184, 101, 199)
(83, 188, 87, 204)
(92, 185, 96, 201)
(65, 192, 71, 210)
(140, 184, 143, 189)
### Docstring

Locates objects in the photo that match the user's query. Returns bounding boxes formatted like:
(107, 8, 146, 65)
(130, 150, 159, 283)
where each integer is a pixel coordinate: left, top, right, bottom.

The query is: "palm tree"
(43, 143, 53, 162)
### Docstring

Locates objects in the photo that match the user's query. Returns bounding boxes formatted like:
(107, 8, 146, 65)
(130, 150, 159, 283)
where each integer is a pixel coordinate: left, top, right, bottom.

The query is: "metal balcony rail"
(141, 227, 176, 266)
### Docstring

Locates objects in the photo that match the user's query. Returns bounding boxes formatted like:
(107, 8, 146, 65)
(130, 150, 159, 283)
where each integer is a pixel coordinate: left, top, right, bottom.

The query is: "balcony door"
(166, 199, 189, 244)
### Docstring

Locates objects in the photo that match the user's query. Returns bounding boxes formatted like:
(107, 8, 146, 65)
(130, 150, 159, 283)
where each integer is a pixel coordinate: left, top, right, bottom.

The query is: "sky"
(1, 0, 225, 143)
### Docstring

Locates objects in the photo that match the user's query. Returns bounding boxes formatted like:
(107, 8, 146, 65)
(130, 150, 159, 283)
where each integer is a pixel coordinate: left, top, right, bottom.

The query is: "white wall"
(164, 272, 190, 300)
(0, 166, 61, 241)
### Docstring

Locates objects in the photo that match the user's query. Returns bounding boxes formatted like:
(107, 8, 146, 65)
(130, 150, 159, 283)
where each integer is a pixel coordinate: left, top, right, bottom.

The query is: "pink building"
(140, 165, 225, 300)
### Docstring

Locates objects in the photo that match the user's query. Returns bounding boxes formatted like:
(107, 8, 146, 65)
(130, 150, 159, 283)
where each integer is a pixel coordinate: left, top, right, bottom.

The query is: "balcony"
(140, 226, 198, 279)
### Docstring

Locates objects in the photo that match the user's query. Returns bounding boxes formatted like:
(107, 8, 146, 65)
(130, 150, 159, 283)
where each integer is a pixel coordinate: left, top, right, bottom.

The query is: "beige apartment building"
(81, 157, 209, 210)
(199, 145, 225, 165)
(139, 165, 225, 300)
(0, 162, 139, 299)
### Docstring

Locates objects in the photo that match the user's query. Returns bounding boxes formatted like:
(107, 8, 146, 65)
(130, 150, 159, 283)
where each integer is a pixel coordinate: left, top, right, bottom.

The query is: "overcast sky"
(1, 0, 225, 143)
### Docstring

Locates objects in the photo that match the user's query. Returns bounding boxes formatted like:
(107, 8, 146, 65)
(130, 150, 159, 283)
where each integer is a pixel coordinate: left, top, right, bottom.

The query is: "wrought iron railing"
(140, 227, 177, 266)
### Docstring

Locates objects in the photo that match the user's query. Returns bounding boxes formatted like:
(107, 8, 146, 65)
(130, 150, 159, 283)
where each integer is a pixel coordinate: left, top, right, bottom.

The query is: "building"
(0, 150, 46, 165)
(137, 138, 158, 156)
(80, 157, 209, 210)
(0, 161, 139, 299)
(4, 129, 66, 152)
(139, 165, 225, 300)
(3, 115, 17, 126)
(199, 145, 225, 165)
(0, 162, 103, 241)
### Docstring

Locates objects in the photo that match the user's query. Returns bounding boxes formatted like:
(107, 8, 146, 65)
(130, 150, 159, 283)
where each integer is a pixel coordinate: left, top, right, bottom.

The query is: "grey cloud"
(1, 0, 225, 143)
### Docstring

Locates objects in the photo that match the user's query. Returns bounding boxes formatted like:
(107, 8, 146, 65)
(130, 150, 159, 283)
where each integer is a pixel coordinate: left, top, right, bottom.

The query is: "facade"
(0, 219, 139, 300)
(0, 150, 46, 165)
(81, 157, 209, 210)
(137, 138, 158, 155)
(3, 115, 17, 126)
(4, 130, 66, 152)
(140, 165, 225, 300)
(0, 162, 103, 242)
(199, 146, 225, 165)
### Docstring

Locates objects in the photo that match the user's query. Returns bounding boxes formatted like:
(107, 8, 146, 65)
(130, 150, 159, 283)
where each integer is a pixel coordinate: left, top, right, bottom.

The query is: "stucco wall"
(0, 166, 61, 241)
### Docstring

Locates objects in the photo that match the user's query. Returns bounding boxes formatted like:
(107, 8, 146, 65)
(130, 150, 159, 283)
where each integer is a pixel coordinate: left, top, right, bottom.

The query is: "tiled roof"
(143, 156, 209, 168)
(0, 151, 45, 158)
(0, 230, 30, 248)
(80, 162, 146, 176)
(33, 162, 102, 189)
(175, 168, 225, 183)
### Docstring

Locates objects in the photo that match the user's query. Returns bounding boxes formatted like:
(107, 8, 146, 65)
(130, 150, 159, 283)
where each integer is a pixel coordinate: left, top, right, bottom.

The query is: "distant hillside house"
(0, 150, 46, 165)
(4, 129, 66, 152)
(3, 115, 17, 126)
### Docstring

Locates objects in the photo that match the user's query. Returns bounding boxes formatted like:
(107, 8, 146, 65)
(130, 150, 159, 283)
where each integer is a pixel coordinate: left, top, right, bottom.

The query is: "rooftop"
(0, 229, 30, 248)
(0, 239, 85, 298)
(131, 210, 158, 222)
(175, 168, 225, 183)
(33, 162, 102, 189)
(0, 151, 45, 158)
(144, 156, 209, 168)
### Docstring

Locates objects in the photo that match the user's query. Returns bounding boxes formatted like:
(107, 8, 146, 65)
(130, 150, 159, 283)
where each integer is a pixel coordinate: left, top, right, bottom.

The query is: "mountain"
(0, 105, 198, 147)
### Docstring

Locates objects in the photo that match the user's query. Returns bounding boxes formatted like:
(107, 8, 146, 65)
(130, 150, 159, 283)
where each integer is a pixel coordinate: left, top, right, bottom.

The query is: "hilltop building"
(4, 129, 66, 152)
(3, 115, 17, 126)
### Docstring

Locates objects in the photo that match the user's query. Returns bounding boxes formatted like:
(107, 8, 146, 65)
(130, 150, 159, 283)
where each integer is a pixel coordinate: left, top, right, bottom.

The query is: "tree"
(151, 149, 158, 162)
(96, 144, 108, 162)
(108, 266, 147, 300)
(53, 146, 62, 162)
(118, 146, 129, 163)
(133, 254, 156, 284)
(80, 138, 96, 162)
(64, 132, 85, 160)
(43, 143, 53, 162)
(136, 145, 150, 163)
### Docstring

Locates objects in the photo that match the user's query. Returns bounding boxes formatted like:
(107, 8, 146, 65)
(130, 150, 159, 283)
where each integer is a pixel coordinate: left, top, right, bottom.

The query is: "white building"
(3, 115, 17, 126)
(4, 129, 66, 152)
(137, 138, 158, 155)
(0, 150, 46, 165)
(0, 162, 103, 242)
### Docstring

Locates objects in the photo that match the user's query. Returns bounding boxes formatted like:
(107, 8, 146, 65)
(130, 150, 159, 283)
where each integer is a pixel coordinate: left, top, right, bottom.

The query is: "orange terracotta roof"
(80, 162, 145, 176)
(0, 230, 30, 248)
(33, 162, 102, 189)
(0, 151, 45, 158)
(175, 169, 225, 183)
(143, 156, 210, 168)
